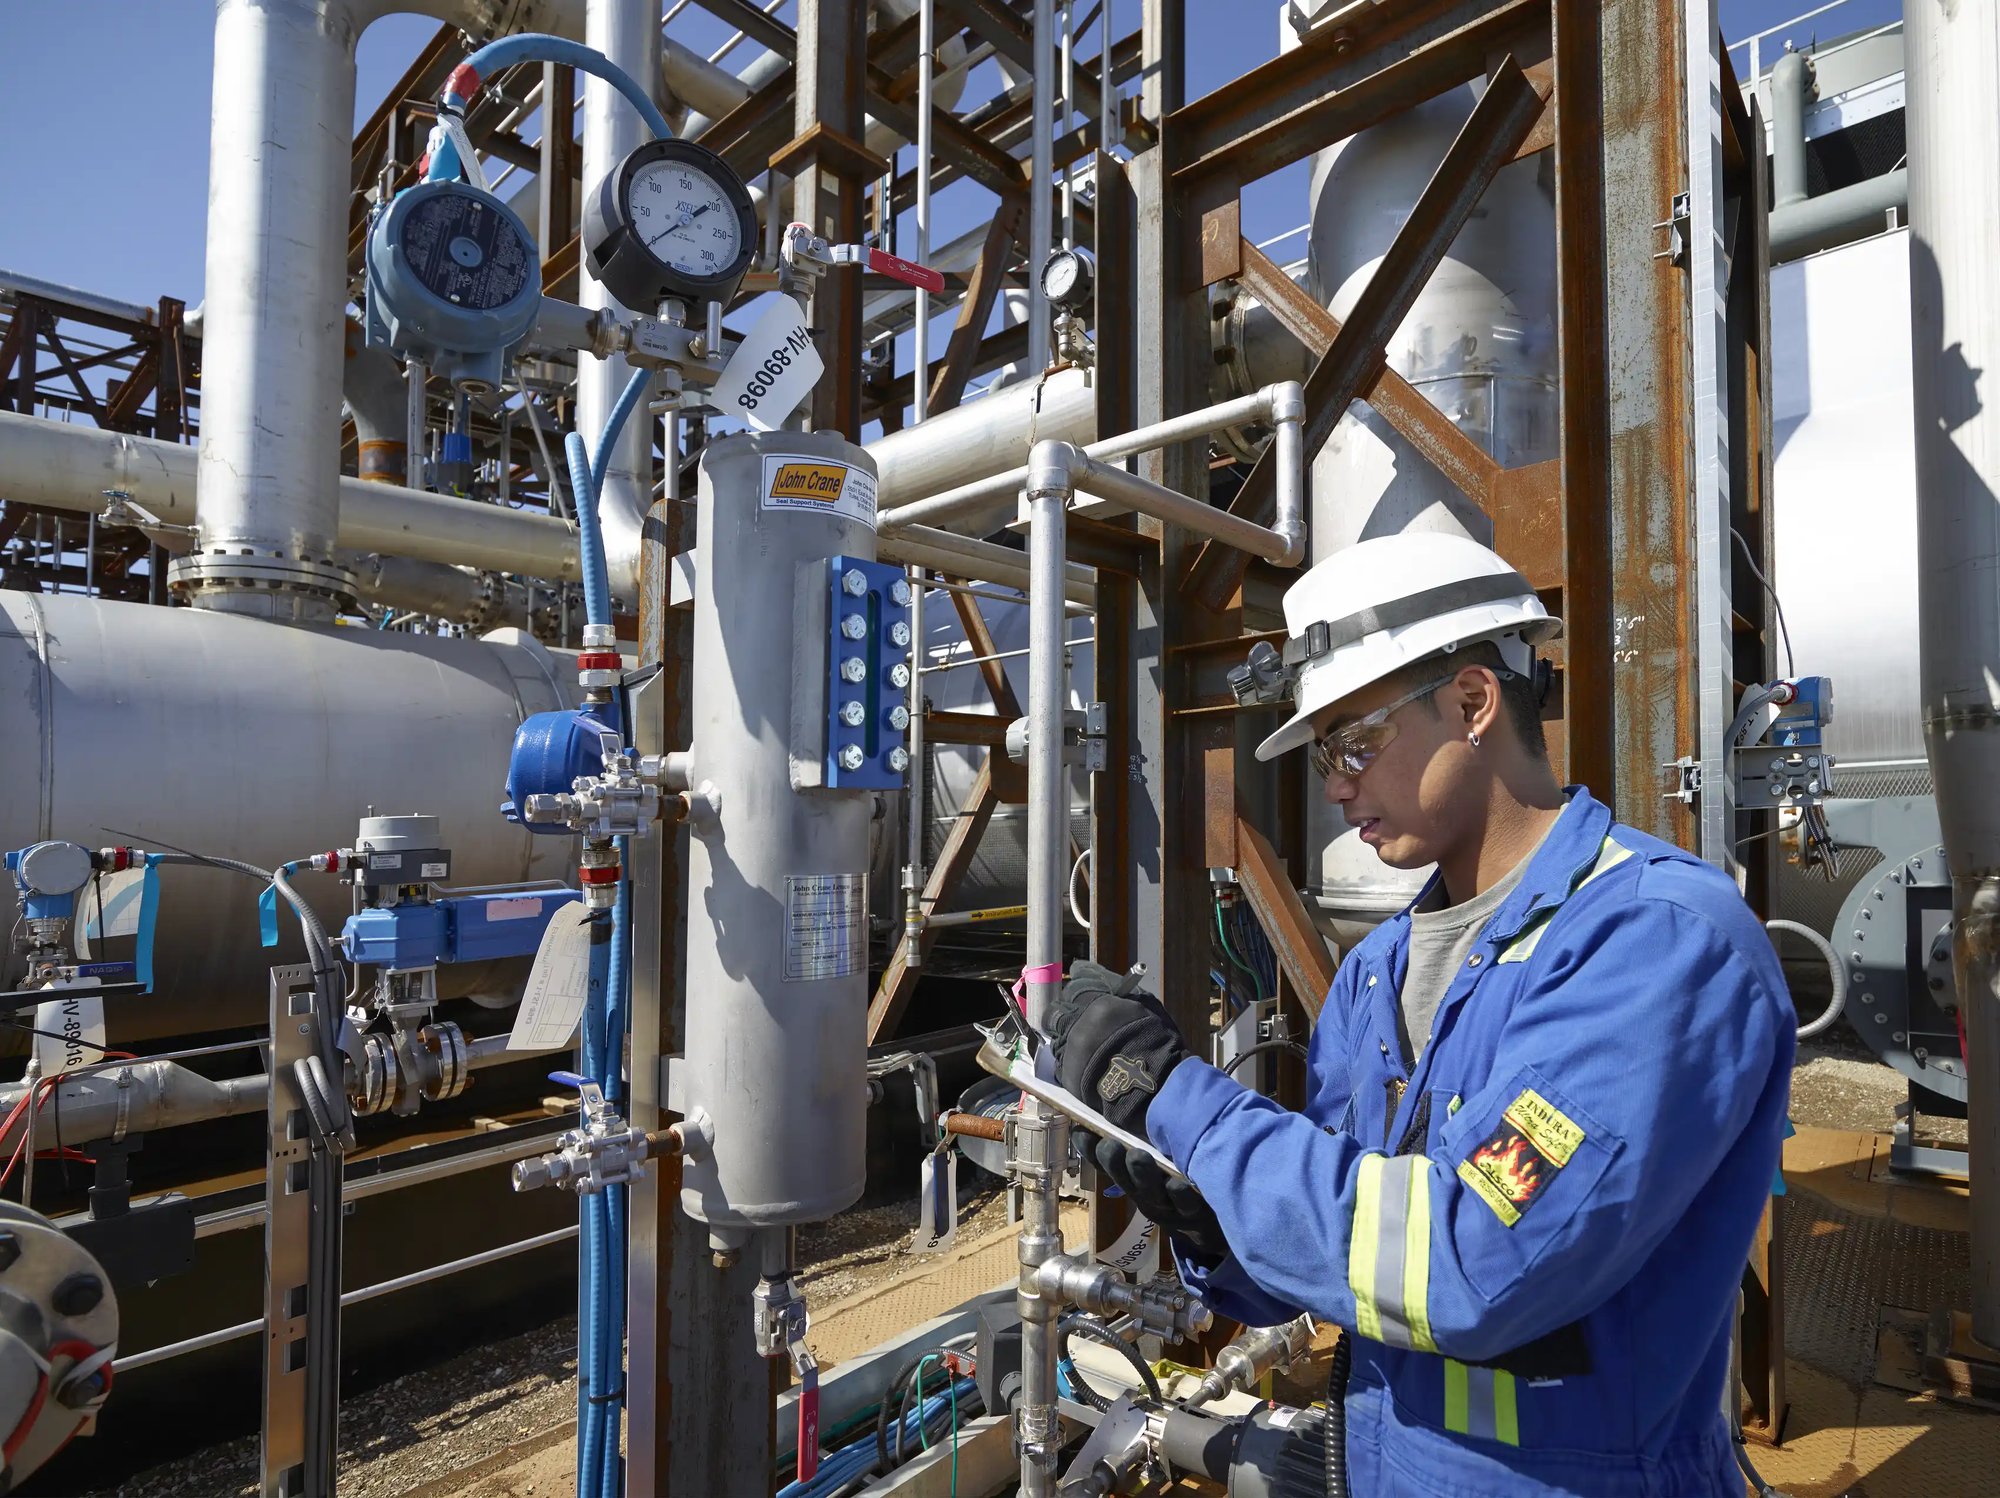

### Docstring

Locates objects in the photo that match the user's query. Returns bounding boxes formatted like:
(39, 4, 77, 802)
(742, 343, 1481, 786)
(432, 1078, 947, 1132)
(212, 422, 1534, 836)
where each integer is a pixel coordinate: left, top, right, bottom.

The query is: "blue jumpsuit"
(1147, 788, 1794, 1496)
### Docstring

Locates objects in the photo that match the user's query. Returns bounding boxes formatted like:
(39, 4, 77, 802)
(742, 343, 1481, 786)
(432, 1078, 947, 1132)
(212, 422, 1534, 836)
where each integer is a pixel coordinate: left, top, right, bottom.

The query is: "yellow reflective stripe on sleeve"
(1497, 835, 1634, 964)
(1495, 1369, 1520, 1447)
(1401, 1159, 1436, 1353)
(1444, 1358, 1469, 1435)
(1349, 1154, 1386, 1342)
(1349, 1154, 1437, 1351)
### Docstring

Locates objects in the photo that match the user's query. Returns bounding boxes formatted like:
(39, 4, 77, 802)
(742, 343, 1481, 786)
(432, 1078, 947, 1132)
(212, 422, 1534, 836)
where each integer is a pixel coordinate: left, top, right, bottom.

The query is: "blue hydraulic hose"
(575, 916, 613, 1495)
(565, 365, 652, 633)
(597, 839, 633, 1496)
(428, 34, 671, 183)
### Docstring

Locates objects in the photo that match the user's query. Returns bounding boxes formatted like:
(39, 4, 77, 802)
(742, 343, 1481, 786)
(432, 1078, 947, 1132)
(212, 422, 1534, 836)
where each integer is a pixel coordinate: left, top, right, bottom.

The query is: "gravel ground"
(1790, 1026, 1967, 1144)
(100, 1182, 1010, 1498)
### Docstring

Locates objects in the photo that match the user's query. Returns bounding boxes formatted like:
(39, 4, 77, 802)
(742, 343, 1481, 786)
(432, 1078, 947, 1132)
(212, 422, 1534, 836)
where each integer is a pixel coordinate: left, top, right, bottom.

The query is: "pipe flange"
(421, 1022, 469, 1103)
(1834, 841, 1965, 1101)
(354, 1034, 394, 1117)
(168, 551, 359, 621)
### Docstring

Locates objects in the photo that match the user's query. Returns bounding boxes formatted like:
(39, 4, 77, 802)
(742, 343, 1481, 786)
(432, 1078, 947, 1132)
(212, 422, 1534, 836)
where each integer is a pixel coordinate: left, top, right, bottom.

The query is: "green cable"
(914, 1353, 940, 1451)
(1216, 898, 1264, 1001)
(948, 1372, 960, 1497)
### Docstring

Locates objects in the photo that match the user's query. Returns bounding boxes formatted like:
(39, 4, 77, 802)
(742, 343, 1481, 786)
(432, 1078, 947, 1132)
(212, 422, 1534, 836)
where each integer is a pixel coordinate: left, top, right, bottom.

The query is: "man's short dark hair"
(1380, 640, 1547, 758)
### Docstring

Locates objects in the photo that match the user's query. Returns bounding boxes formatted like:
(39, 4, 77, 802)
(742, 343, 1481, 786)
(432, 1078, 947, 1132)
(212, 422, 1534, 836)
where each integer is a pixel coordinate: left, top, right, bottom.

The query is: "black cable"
(874, 1352, 929, 1475)
(1324, 1332, 1351, 1498)
(1057, 1313, 1160, 1412)
(1222, 1038, 1311, 1077)
(0, 1020, 124, 1055)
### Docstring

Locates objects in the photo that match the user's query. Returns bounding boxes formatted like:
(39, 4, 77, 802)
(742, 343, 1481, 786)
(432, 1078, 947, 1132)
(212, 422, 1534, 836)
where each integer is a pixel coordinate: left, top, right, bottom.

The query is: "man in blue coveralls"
(1045, 532, 1795, 1496)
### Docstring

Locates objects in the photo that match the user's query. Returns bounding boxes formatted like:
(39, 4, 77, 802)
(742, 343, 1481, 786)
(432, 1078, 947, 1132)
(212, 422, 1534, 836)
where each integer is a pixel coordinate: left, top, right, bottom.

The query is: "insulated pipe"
(1027, 0, 1054, 378)
(347, 552, 521, 628)
(576, 0, 661, 607)
(0, 412, 582, 581)
(344, 320, 409, 485)
(880, 381, 1306, 560)
(1770, 49, 1813, 210)
(1907, 0, 2000, 1348)
(1770, 168, 1908, 262)
(868, 368, 1099, 526)
(192, 0, 370, 620)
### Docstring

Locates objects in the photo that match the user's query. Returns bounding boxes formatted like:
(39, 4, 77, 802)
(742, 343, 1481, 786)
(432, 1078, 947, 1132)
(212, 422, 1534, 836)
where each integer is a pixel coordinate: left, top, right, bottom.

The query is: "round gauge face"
(1043, 251, 1081, 301)
(626, 159, 743, 280)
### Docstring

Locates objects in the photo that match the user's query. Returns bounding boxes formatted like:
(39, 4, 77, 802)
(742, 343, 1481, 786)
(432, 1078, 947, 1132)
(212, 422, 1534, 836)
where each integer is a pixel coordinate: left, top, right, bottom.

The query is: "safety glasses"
(1308, 674, 1457, 780)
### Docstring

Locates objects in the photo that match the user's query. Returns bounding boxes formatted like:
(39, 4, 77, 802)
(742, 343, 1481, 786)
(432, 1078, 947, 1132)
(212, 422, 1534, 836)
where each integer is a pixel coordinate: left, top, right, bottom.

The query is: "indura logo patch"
(1457, 1088, 1585, 1228)
(1097, 1053, 1156, 1104)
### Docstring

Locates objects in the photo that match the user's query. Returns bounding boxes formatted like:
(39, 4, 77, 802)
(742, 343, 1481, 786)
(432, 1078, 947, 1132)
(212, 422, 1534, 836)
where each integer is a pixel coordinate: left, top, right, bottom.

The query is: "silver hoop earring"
(1467, 731, 1482, 748)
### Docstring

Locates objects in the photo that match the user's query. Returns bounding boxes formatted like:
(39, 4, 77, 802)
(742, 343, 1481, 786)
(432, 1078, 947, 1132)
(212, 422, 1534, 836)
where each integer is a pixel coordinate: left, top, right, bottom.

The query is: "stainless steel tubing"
(878, 381, 1302, 542)
(578, 0, 660, 605)
(1012, 1107, 1069, 1498)
(903, 570, 927, 965)
(194, 1126, 571, 1238)
(118, 1225, 580, 1370)
(1024, 450, 1071, 1034)
(876, 524, 1096, 606)
(0, 412, 582, 581)
(1908, 0, 2000, 1347)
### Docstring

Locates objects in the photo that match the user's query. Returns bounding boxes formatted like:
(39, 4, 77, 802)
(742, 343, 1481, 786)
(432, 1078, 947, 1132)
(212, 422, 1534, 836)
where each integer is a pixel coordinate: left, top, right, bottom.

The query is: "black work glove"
(1041, 961, 1191, 1136)
(1094, 1136, 1229, 1263)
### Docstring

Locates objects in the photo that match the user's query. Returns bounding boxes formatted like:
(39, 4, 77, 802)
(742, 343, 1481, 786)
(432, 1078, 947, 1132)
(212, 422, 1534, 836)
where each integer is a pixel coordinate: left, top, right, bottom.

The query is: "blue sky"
(0, 0, 1900, 313)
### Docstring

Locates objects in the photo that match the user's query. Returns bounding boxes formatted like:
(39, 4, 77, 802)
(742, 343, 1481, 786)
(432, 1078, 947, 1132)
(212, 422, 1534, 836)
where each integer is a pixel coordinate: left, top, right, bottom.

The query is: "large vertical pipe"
(913, 0, 935, 421)
(1028, 0, 1055, 376)
(1018, 446, 1072, 1498)
(191, 0, 362, 621)
(1769, 48, 1812, 211)
(578, 0, 661, 603)
(1908, 0, 2000, 1346)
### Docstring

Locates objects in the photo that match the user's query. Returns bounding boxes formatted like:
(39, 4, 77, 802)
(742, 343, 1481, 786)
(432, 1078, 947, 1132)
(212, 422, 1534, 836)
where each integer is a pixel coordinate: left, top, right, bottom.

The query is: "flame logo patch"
(1456, 1089, 1586, 1228)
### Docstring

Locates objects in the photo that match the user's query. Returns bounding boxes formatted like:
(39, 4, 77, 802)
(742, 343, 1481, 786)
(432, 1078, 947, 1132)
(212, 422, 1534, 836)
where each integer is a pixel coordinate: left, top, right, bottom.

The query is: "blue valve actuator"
(502, 703, 619, 831)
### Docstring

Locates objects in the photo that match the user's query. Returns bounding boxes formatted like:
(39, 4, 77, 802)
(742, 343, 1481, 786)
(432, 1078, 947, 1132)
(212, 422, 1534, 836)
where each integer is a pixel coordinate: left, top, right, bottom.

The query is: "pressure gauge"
(585, 138, 758, 310)
(1041, 247, 1096, 312)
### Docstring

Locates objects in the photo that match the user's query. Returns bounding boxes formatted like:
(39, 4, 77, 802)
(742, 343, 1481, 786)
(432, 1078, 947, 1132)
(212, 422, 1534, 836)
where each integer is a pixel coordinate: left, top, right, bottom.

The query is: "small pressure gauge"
(1041, 247, 1096, 312)
(584, 138, 758, 310)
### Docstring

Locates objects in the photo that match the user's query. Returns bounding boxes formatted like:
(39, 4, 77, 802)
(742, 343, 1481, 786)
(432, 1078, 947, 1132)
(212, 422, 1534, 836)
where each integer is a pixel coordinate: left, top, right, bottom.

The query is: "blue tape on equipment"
(258, 884, 279, 948)
(136, 857, 161, 992)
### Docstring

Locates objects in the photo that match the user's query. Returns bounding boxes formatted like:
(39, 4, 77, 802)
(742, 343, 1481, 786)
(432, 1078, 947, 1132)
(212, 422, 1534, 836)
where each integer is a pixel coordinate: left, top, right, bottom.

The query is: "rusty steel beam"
(868, 758, 1005, 1041)
(1551, 0, 1614, 792)
(1600, 0, 1694, 845)
(929, 200, 1025, 413)
(1168, 0, 1546, 191)
(1233, 817, 1336, 1020)
(692, 0, 799, 60)
(1234, 237, 1503, 511)
(1184, 56, 1546, 612)
(925, 708, 1012, 747)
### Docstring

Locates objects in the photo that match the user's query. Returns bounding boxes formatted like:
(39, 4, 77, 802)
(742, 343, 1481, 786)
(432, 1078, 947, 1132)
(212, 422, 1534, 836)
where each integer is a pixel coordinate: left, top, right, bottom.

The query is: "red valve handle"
(796, 1366, 820, 1483)
(866, 247, 946, 294)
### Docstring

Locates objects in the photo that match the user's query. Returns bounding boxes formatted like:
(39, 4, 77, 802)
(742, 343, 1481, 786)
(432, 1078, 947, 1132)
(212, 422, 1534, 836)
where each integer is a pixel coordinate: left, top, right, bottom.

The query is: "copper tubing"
(941, 1110, 1006, 1143)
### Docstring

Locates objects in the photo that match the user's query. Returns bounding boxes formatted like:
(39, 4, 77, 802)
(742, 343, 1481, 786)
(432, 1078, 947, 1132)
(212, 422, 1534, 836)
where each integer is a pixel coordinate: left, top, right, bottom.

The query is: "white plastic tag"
(76, 869, 147, 954)
(32, 982, 106, 1077)
(1093, 1202, 1161, 1282)
(913, 1150, 958, 1253)
(507, 903, 595, 1052)
(711, 295, 823, 430)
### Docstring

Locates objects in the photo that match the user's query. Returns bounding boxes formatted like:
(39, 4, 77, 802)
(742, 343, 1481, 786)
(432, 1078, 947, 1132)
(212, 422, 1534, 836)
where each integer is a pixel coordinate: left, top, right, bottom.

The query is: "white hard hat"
(1253, 532, 1562, 763)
